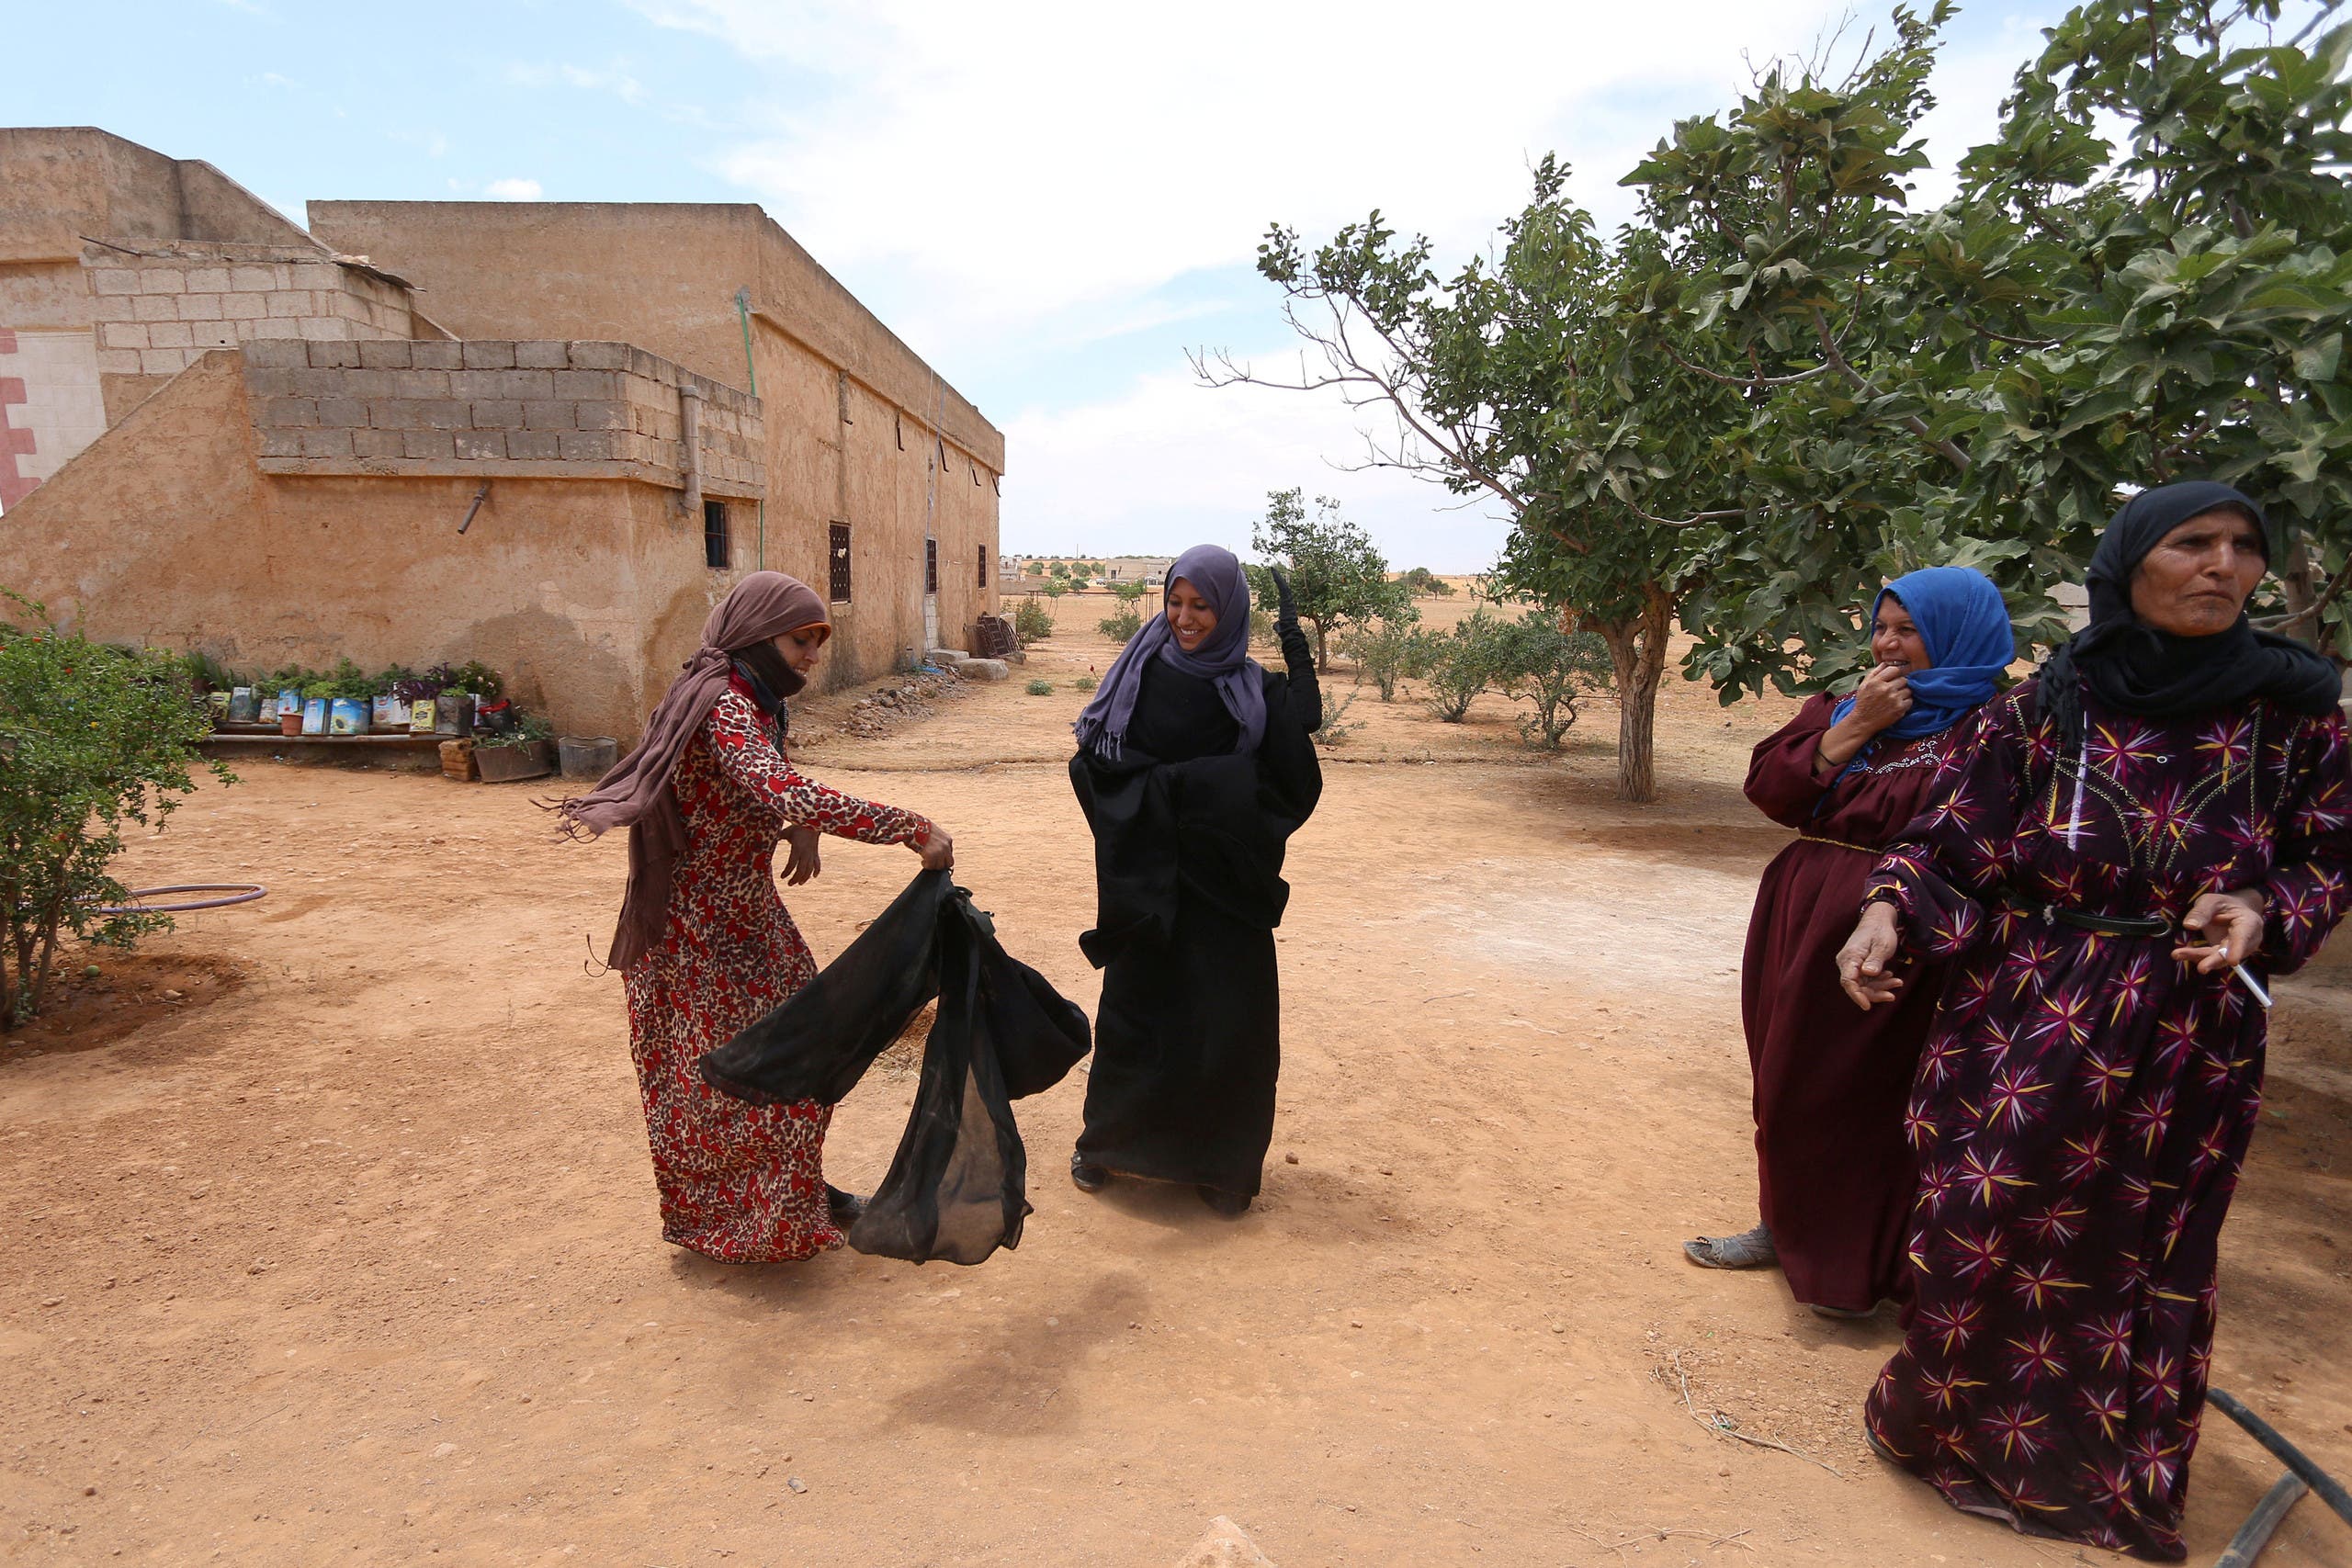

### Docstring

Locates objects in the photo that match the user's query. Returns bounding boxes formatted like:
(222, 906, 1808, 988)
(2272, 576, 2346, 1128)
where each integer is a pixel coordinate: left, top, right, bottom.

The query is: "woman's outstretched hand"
(912, 827, 955, 871)
(782, 825, 823, 886)
(1837, 902, 1906, 1010)
(2175, 887, 2265, 973)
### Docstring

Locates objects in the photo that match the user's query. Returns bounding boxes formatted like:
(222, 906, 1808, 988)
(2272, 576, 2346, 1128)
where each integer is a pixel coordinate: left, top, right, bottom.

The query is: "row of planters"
(187, 656, 580, 781)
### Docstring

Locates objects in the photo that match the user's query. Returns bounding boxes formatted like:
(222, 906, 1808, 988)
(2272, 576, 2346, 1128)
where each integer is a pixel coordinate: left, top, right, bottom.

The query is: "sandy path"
(3, 606, 2346, 1567)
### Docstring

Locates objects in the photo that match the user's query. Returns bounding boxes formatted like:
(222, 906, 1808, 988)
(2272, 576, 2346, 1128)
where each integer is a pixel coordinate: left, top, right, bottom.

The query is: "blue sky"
(17, 0, 2080, 570)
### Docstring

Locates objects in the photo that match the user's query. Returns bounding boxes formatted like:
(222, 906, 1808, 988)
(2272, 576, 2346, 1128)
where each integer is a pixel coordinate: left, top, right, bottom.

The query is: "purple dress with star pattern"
(1860, 678, 2352, 1562)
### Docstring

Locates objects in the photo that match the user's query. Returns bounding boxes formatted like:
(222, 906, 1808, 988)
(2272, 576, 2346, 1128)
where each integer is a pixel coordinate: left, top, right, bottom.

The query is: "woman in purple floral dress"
(1836, 482, 2350, 1561)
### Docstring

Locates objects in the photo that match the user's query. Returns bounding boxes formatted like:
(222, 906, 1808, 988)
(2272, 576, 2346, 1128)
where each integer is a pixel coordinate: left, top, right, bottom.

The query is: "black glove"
(1270, 565, 1299, 631)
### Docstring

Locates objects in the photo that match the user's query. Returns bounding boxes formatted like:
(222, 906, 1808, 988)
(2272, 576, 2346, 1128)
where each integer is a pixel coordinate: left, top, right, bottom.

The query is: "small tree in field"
(1400, 567, 1456, 599)
(1012, 596, 1054, 645)
(1490, 610, 1613, 750)
(0, 596, 233, 1027)
(1250, 488, 1411, 671)
(1111, 580, 1152, 604)
(1098, 604, 1144, 645)
(1420, 610, 1506, 723)
(1336, 615, 1429, 701)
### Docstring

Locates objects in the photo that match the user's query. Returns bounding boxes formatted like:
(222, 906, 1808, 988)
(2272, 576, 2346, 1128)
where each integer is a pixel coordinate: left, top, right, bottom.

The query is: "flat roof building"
(0, 128, 1001, 741)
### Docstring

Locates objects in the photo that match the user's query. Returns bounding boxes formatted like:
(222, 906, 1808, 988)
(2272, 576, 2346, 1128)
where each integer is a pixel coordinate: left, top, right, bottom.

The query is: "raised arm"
(1271, 566, 1320, 731)
(1745, 694, 1839, 826)
(704, 689, 933, 848)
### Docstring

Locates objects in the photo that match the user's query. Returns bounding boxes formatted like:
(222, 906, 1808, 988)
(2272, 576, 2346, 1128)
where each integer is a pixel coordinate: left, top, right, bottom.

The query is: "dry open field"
(4, 592, 2346, 1566)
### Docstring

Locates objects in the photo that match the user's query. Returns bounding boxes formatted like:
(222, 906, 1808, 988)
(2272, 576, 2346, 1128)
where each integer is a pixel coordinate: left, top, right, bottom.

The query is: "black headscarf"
(2041, 480, 2340, 750)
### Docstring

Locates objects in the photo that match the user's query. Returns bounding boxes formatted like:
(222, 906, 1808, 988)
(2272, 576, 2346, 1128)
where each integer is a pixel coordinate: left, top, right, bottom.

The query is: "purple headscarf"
(1074, 544, 1267, 758)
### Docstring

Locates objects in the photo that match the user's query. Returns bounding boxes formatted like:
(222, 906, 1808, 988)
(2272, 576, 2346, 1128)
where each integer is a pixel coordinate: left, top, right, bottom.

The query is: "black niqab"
(2041, 480, 2339, 748)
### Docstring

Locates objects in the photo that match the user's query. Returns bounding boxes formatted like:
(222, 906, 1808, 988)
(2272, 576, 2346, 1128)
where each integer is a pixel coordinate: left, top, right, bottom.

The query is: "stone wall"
(238, 338, 762, 497)
(86, 246, 417, 378)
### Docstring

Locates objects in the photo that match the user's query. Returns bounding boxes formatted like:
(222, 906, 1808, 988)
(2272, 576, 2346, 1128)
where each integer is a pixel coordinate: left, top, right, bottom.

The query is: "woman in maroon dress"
(1688, 566, 2014, 1316)
(1838, 483, 2350, 1560)
(558, 572, 954, 1262)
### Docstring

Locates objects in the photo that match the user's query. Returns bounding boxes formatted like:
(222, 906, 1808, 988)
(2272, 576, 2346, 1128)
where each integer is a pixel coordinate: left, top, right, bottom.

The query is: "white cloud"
(1004, 359, 1513, 571)
(643, 0, 1852, 332)
(484, 177, 546, 200)
(631, 0, 2061, 570)
(507, 61, 649, 105)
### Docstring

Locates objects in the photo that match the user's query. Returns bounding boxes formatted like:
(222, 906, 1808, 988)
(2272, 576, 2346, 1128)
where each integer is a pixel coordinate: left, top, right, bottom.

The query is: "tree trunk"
(1310, 617, 1330, 672)
(2281, 530, 2322, 648)
(1594, 585, 1672, 803)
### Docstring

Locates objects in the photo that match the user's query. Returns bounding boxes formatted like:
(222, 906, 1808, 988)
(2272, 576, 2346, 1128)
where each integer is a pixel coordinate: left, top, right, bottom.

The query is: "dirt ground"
(4, 594, 2346, 1568)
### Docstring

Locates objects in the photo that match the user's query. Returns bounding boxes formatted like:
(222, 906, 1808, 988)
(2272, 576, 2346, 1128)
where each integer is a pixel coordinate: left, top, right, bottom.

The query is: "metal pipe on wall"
(679, 385, 705, 518)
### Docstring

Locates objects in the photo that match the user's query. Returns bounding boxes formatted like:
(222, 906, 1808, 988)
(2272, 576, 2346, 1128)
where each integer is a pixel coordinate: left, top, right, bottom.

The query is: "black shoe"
(1070, 1156, 1110, 1193)
(1197, 1184, 1250, 1217)
(825, 1185, 865, 1228)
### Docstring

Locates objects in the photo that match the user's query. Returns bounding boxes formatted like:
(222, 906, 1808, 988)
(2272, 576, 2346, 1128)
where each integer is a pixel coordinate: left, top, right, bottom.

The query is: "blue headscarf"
(1828, 565, 2014, 775)
(1073, 543, 1267, 759)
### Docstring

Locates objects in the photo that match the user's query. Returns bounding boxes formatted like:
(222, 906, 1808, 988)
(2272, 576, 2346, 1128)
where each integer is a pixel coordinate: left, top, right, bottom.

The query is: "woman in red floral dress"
(559, 572, 952, 1263)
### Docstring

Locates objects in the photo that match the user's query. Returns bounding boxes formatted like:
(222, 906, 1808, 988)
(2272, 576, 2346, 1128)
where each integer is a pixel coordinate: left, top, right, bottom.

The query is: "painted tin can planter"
(227, 687, 260, 724)
(371, 694, 406, 731)
(433, 693, 476, 737)
(256, 694, 279, 725)
(300, 697, 330, 736)
(328, 697, 368, 735)
(408, 697, 437, 734)
(278, 689, 303, 722)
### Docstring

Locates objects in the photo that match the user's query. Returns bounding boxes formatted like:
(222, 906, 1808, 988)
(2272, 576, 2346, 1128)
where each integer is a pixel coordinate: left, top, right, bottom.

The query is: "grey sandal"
(1683, 1224, 1778, 1269)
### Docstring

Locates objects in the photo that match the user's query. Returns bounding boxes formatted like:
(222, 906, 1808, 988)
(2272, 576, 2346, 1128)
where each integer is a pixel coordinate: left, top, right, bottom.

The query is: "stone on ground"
(1174, 1517, 1274, 1567)
(954, 658, 1011, 682)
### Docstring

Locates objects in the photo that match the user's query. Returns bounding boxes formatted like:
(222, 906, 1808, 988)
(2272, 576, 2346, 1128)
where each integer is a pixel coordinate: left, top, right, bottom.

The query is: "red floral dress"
(621, 679, 931, 1262)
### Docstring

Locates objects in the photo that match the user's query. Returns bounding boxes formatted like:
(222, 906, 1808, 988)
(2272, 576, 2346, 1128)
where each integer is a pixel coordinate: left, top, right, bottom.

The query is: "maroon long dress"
(620, 679, 931, 1263)
(1742, 693, 1969, 1310)
(1862, 681, 2352, 1561)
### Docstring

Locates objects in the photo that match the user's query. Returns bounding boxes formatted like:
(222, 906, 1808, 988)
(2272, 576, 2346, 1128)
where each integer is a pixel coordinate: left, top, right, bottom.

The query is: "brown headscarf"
(556, 570, 831, 970)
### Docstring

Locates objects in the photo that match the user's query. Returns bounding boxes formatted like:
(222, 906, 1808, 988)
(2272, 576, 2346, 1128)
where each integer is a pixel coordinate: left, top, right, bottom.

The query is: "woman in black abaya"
(1068, 544, 1322, 1215)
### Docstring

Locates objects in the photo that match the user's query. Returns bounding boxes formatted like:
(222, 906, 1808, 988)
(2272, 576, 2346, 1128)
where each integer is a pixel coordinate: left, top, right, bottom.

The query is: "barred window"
(829, 522, 853, 603)
(925, 537, 939, 594)
(703, 500, 729, 570)
(978, 549, 989, 589)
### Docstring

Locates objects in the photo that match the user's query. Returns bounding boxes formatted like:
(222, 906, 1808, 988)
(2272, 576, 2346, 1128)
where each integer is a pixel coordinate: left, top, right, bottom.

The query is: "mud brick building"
(0, 127, 1001, 741)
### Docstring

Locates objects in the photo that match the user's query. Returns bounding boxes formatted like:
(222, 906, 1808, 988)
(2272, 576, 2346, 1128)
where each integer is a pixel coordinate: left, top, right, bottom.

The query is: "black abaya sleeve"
(1276, 620, 1320, 731)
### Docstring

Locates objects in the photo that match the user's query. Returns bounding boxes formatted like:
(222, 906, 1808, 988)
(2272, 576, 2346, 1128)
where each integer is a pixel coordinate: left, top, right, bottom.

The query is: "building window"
(978, 549, 989, 589)
(925, 537, 939, 594)
(703, 500, 729, 570)
(829, 522, 853, 603)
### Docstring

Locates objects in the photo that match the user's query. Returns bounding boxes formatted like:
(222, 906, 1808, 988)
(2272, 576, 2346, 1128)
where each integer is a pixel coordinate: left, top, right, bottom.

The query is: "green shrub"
(1039, 580, 1069, 599)
(1336, 615, 1430, 702)
(1012, 596, 1054, 645)
(1098, 605, 1143, 645)
(1111, 580, 1151, 604)
(1315, 688, 1361, 748)
(1421, 609, 1506, 723)
(1071, 675, 1098, 692)
(0, 595, 235, 1027)
(1024, 678, 1056, 696)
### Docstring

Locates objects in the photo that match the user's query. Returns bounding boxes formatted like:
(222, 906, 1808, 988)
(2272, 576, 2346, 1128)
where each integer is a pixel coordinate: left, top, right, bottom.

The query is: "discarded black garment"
(697, 869, 1091, 1264)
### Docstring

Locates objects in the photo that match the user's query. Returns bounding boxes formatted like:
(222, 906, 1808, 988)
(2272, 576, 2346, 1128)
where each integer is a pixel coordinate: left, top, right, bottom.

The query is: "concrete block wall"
(85, 248, 414, 378)
(240, 339, 763, 496)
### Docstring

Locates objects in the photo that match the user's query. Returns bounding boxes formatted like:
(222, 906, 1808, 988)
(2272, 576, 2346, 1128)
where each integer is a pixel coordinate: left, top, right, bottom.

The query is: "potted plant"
(473, 713, 557, 783)
(369, 664, 419, 732)
(300, 677, 335, 736)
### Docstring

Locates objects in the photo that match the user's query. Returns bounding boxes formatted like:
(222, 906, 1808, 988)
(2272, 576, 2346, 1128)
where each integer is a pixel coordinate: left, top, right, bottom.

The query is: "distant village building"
(0, 128, 1001, 741)
(997, 553, 1175, 592)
